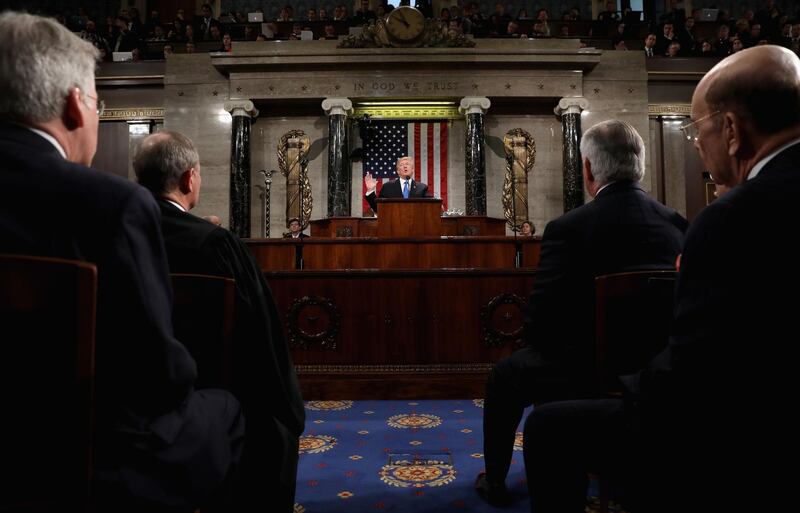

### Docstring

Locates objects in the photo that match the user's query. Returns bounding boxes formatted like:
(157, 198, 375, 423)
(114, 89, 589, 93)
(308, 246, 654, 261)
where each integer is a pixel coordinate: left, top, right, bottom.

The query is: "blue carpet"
(294, 399, 534, 513)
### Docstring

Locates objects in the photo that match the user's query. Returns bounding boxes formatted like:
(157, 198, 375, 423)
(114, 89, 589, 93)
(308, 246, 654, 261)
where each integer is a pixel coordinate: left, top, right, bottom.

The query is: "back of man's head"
(0, 12, 99, 124)
(704, 45, 800, 135)
(134, 131, 199, 195)
(579, 120, 645, 185)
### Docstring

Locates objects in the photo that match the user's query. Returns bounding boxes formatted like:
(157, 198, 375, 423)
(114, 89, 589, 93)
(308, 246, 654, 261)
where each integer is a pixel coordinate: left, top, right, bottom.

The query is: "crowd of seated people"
(19, 1, 800, 60)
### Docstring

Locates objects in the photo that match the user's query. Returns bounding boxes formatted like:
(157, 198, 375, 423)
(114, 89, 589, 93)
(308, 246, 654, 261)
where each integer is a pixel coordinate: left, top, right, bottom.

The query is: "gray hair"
(579, 120, 645, 185)
(133, 131, 200, 194)
(0, 12, 99, 123)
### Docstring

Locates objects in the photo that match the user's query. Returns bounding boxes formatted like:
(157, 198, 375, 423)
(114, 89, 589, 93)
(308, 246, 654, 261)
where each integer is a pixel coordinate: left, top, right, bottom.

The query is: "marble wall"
(164, 42, 658, 237)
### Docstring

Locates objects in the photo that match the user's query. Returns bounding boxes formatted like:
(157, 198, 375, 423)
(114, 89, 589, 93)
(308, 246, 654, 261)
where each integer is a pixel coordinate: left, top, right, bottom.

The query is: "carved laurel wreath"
(277, 130, 313, 229)
(501, 128, 536, 230)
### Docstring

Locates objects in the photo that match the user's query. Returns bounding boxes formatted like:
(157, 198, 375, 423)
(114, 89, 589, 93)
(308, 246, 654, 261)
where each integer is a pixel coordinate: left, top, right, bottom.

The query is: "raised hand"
(364, 172, 378, 191)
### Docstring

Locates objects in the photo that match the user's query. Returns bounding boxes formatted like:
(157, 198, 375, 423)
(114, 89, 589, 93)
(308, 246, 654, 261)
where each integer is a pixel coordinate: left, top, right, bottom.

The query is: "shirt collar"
(596, 180, 616, 195)
(165, 199, 186, 212)
(748, 136, 800, 180)
(23, 126, 67, 159)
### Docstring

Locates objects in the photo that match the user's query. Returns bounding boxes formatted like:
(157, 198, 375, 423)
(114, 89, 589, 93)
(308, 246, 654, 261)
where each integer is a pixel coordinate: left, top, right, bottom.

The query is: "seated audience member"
(535, 8, 551, 36)
(655, 21, 676, 55)
(321, 23, 338, 39)
(666, 41, 681, 57)
(531, 20, 547, 37)
(364, 156, 429, 213)
(475, 120, 687, 506)
(714, 24, 733, 56)
(221, 32, 232, 52)
(523, 44, 800, 513)
(196, 2, 221, 40)
(520, 220, 535, 236)
(162, 43, 174, 56)
(643, 33, 658, 57)
(186, 41, 196, 53)
(597, 1, 618, 23)
(133, 131, 305, 513)
(0, 12, 244, 511)
(184, 22, 196, 42)
(677, 16, 696, 54)
(506, 20, 523, 37)
(278, 5, 293, 22)
(283, 217, 308, 238)
(209, 24, 221, 41)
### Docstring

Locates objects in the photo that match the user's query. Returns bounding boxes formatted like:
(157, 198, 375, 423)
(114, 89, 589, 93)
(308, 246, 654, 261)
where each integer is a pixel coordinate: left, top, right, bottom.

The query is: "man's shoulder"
(160, 202, 230, 243)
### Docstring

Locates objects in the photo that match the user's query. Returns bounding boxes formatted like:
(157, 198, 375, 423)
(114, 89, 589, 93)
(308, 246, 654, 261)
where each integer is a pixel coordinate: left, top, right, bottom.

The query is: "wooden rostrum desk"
(247, 211, 541, 399)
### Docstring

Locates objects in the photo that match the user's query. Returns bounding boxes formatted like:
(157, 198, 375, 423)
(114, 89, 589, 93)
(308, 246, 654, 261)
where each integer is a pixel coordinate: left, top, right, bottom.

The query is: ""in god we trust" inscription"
(352, 80, 460, 93)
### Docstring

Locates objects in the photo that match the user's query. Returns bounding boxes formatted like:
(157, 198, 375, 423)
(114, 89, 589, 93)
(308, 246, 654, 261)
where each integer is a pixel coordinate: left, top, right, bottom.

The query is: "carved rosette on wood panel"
(278, 130, 313, 230)
(480, 293, 527, 347)
(502, 129, 536, 231)
(287, 296, 340, 350)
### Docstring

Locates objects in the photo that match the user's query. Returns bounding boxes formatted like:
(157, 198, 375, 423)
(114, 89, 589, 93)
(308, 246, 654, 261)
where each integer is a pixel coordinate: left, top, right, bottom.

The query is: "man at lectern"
(364, 156, 429, 213)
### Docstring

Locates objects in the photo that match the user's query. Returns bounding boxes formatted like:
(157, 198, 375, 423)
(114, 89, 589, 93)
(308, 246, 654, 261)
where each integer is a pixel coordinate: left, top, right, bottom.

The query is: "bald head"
(133, 131, 200, 195)
(698, 45, 800, 134)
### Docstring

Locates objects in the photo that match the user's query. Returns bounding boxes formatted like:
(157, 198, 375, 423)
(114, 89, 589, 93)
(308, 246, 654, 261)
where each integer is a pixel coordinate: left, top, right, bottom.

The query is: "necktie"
(403, 180, 409, 199)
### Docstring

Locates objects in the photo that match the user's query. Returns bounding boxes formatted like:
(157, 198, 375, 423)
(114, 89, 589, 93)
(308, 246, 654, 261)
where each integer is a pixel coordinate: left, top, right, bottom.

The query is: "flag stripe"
(427, 123, 435, 197)
(432, 124, 440, 200)
(441, 123, 448, 210)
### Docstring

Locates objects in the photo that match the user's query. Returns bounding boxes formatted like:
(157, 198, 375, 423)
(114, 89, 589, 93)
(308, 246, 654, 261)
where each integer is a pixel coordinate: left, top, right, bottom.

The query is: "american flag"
(362, 120, 449, 215)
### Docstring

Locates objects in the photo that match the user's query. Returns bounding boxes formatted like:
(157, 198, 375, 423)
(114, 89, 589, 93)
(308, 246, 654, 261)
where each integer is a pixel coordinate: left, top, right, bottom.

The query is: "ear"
(178, 168, 194, 194)
(582, 156, 593, 185)
(63, 88, 87, 131)
(723, 111, 742, 157)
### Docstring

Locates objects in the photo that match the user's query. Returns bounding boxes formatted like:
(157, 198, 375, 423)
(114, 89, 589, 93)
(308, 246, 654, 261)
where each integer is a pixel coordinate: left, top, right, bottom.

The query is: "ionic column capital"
(322, 97, 353, 116)
(554, 97, 589, 116)
(224, 100, 259, 118)
(459, 96, 491, 116)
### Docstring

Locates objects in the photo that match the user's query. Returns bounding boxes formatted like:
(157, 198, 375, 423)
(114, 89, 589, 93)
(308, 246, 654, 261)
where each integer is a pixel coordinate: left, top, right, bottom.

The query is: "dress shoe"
(475, 472, 511, 507)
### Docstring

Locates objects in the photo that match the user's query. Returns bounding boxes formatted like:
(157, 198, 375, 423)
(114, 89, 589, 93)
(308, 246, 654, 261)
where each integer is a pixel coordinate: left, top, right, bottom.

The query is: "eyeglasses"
(679, 110, 720, 142)
(81, 92, 105, 117)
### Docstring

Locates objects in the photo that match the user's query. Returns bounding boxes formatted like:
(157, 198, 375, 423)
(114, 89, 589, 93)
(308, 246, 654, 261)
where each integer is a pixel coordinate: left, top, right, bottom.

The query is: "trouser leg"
(523, 399, 625, 513)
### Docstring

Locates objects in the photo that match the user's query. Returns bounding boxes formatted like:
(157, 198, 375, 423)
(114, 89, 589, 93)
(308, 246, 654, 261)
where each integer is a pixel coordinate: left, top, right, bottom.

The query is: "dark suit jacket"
(156, 200, 305, 438)
(624, 142, 800, 456)
(526, 180, 687, 376)
(366, 178, 429, 213)
(0, 123, 239, 507)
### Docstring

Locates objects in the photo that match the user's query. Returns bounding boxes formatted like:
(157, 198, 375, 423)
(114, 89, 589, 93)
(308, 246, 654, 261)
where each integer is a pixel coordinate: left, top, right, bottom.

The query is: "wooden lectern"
(376, 198, 442, 238)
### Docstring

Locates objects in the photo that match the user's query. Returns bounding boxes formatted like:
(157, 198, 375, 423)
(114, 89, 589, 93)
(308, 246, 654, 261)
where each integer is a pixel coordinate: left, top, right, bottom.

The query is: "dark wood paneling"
(94, 122, 130, 178)
(246, 237, 541, 270)
(376, 198, 442, 238)
(266, 269, 536, 399)
(310, 216, 508, 238)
